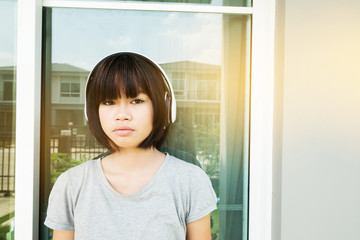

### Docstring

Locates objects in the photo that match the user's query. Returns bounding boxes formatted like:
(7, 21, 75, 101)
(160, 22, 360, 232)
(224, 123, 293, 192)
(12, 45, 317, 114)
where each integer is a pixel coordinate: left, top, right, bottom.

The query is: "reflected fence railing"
(50, 136, 108, 162)
(0, 139, 15, 195)
(0, 137, 107, 194)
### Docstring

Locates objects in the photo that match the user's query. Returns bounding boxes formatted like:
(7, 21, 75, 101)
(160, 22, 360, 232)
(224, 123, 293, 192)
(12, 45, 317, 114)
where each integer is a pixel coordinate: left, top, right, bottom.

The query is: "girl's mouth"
(113, 127, 134, 136)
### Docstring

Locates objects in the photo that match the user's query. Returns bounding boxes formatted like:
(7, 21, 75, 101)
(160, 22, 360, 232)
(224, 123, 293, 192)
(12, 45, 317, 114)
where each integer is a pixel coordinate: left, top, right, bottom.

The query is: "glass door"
(40, 6, 251, 240)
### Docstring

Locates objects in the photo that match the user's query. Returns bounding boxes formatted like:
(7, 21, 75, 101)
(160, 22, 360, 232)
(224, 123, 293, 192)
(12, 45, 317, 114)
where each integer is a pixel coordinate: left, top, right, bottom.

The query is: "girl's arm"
(53, 230, 75, 240)
(186, 214, 212, 240)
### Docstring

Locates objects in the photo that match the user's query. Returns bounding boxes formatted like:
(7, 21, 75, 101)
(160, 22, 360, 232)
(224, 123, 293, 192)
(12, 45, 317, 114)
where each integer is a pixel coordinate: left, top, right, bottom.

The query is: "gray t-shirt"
(44, 153, 217, 240)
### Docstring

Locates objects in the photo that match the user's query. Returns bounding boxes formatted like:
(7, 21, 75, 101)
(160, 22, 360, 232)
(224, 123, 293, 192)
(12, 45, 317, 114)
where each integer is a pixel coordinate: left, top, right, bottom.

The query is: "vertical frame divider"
(39, 7, 53, 240)
(15, 0, 42, 239)
(249, 0, 276, 240)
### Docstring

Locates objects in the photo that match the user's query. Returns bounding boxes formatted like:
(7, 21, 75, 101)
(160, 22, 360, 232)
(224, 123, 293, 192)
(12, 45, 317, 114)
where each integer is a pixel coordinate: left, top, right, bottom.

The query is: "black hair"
(86, 52, 170, 152)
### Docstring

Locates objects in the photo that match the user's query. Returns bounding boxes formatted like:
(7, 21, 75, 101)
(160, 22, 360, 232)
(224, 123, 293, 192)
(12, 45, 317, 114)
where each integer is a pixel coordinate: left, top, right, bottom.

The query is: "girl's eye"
(102, 100, 115, 106)
(131, 99, 144, 104)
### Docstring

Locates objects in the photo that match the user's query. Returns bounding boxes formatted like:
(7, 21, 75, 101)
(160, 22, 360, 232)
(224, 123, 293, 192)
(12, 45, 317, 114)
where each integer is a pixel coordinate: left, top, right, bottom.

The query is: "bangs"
(93, 54, 152, 103)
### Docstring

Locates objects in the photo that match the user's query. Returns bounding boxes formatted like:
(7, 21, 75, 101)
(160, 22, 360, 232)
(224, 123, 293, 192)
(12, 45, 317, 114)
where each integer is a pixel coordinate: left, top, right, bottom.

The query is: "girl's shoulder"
(166, 154, 201, 170)
(62, 158, 97, 177)
(54, 159, 98, 190)
(164, 154, 217, 222)
(68, 158, 97, 171)
(165, 154, 210, 182)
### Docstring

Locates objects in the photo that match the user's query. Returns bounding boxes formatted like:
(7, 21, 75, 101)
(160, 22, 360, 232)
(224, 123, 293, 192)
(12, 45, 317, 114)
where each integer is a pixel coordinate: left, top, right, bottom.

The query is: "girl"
(44, 52, 217, 240)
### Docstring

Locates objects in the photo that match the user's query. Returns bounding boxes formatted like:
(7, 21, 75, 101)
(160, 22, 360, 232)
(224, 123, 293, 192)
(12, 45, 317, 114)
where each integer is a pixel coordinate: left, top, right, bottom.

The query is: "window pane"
(70, 83, 80, 93)
(41, 8, 250, 240)
(60, 82, 69, 92)
(0, 1, 17, 239)
(3, 81, 14, 101)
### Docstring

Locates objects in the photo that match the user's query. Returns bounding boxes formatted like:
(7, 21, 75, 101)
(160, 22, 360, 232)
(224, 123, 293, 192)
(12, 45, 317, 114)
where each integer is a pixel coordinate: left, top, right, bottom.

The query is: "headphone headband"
(84, 52, 177, 124)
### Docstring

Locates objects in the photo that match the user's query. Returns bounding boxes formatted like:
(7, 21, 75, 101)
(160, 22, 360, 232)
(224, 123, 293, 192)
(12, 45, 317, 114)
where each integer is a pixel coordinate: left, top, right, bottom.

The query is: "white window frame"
(15, 0, 275, 239)
(15, 0, 42, 239)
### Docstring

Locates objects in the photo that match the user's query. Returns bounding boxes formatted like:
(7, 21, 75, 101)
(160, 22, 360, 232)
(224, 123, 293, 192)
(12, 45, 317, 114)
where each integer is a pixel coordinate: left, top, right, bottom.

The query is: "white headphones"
(84, 52, 177, 125)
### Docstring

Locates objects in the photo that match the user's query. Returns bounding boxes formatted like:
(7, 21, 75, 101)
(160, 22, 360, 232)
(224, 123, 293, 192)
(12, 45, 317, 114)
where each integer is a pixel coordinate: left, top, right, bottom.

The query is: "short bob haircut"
(86, 52, 172, 152)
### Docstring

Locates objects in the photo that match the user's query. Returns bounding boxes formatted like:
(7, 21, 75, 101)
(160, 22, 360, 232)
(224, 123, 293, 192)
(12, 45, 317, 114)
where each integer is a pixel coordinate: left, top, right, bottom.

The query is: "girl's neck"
(103, 147, 165, 172)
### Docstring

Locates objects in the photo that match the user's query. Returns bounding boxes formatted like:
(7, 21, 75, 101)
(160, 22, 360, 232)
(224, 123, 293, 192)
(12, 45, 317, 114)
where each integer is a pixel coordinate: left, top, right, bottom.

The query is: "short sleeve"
(44, 171, 75, 231)
(185, 167, 217, 223)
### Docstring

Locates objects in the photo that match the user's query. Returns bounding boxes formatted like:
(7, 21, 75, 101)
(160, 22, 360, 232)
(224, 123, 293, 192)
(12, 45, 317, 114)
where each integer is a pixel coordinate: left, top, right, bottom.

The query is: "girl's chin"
(112, 141, 142, 149)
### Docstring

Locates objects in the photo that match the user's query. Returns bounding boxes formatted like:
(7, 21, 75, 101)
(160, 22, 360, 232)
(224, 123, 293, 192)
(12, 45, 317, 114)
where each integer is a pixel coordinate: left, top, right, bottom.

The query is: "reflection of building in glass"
(49, 63, 89, 135)
(0, 64, 89, 137)
(160, 61, 221, 101)
(0, 66, 16, 139)
(0, 66, 16, 195)
(160, 61, 221, 177)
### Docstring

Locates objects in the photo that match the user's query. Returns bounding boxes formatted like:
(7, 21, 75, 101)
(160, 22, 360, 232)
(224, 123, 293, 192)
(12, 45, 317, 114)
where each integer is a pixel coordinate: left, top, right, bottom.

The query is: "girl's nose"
(115, 104, 131, 121)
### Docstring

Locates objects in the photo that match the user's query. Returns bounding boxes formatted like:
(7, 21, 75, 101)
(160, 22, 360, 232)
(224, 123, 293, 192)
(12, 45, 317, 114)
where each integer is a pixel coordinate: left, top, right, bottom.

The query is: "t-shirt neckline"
(95, 152, 169, 199)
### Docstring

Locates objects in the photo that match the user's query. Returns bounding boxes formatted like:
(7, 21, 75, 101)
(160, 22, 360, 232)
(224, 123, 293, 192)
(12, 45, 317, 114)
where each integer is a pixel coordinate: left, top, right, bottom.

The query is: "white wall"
(274, 0, 360, 239)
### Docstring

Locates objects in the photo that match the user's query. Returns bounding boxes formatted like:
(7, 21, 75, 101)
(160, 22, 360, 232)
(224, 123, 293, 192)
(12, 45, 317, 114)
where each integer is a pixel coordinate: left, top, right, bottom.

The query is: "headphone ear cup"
(164, 91, 171, 125)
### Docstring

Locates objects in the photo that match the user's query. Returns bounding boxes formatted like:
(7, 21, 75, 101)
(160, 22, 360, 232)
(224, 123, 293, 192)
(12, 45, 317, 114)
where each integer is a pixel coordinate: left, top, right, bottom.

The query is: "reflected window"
(3, 81, 14, 101)
(196, 73, 219, 100)
(60, 81, 80, 98)
(171, 72, 185, 99)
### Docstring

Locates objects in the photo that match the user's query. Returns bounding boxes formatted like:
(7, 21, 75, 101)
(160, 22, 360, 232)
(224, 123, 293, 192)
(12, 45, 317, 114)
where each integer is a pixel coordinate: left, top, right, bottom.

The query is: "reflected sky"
(0, 0, 17, 67)
(52, 9, 222, 70)
(0, 5, 223, 69)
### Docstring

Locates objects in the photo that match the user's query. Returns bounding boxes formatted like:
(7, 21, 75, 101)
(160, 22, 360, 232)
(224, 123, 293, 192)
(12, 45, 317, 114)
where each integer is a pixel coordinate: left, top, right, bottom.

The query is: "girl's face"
(98, 92, 154, 150)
